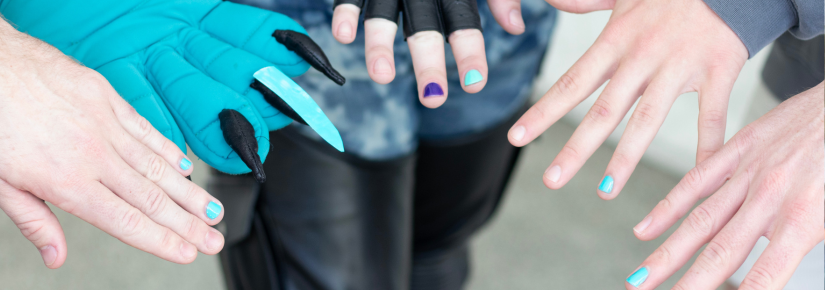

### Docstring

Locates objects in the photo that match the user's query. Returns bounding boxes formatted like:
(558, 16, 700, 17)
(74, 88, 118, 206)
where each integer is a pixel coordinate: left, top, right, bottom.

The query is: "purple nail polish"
(423, 82, 444, 97)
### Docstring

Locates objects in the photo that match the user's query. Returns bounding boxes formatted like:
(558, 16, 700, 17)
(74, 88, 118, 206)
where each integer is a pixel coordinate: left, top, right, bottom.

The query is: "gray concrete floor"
(0, 119, 709, 289)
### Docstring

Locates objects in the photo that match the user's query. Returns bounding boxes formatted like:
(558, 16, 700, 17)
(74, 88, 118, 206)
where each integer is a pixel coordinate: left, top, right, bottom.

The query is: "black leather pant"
(211, 106, 525, 290)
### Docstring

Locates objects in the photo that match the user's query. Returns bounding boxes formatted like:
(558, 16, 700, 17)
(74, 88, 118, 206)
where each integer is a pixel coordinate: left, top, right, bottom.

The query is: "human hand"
(507, 0, 748, 198)
(625, 83, 824, 289)
(330, 0, 525, 107)
(1, 0, 344, 182)
(0, 23, 226, 268)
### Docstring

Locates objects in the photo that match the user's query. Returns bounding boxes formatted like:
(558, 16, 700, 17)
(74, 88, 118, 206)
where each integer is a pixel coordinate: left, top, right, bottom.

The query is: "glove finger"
(97, 56, 187, 153)
(401, 0, 444, 39)
(181, 28, 297, 129)
(199, 1, 309, 77)
(144, 45, 269, 178)
(440, 0, 483, 37)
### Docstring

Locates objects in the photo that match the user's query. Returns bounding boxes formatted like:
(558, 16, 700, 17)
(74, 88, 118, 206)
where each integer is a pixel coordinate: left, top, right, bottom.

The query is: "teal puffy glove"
(0, 0, 324, 180)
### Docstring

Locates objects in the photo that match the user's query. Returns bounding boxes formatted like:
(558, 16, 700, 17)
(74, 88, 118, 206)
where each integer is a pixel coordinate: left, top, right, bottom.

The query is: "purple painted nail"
(423, 82, 444, 97)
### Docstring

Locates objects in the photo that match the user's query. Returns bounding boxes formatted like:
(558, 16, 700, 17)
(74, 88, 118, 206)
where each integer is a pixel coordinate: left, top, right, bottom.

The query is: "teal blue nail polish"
(627, 267, 649, 288)
(599, 175, 614, 193)
(464, 69, 483, 86)
(206, 201, 221, 220)
(179, 158, 192, 170)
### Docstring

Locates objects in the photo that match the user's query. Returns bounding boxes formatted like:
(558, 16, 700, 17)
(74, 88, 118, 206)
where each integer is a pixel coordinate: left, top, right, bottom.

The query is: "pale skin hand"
(508, 0, 748, 199)
(331, 0, 526, 108)
(0, 20, 225, 268)
(628, 83, 825, 290)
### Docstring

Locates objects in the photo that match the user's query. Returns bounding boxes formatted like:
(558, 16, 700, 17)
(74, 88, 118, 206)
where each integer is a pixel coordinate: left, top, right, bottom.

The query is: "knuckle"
(145, 155, 167, 183)
(683, 166, 706, 191)
(16, 218, 48, 243)
(136, 115, 154, 141)
(698, 109, 726, 130)
(182, 215, 200, 240)
(631, 102, 657, 125)
(699, 240, 731, 268)
(559, 144, 582, 161)
(119, 209, 145, 238)
(587, 98, 613, 123)
(685, 205, 715, 237)
(740, 265, 775, 290)
(142, 187, 167, 218)
(653, 244, 674, 265)
(159, 228, 177, 251)
(755, 170, 787, 201)
(782, 201, 818, 238)
(553, 72, 580, 96)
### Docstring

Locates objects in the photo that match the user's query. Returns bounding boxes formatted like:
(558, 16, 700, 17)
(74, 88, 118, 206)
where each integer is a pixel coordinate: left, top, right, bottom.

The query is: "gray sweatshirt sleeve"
(703, 0, 825, 58)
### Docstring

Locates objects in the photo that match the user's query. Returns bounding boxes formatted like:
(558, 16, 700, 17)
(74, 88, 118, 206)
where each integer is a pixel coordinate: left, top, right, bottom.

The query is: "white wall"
(533, 11, 772, 176)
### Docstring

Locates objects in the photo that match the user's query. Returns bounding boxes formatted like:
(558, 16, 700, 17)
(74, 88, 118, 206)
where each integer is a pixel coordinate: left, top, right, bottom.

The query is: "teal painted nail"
(179, 158, 192, 170)
(627, 267, 649, 288)
(206, 201, 222, 220)
(464, 69, 483, 86)
(599, 175, 614, 193)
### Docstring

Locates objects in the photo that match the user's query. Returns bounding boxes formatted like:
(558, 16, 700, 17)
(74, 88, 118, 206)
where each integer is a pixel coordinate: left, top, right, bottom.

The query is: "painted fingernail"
(627, 267, 649, 288)
(509, 9, 524, 28)
(464, 69, 483, 86)
(338, 22, 352, 39)
(39, 245, 56, 266)
(206, 201, 222, 220)
(598, 175, 614, 193)
(510, 125, 525, 141)
(205, 229, 224, 251)
(546, 165, 561, 183)
(374, 58, 392, 74)
(179, 158, 192, 170)
(180, 242, 197, 260)
(423, 82, 444, 97)
(634, 215, 652, 234)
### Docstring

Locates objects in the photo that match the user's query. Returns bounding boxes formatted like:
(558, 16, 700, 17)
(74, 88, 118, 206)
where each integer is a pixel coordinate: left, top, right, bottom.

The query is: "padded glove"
(0, 0, 343, 182)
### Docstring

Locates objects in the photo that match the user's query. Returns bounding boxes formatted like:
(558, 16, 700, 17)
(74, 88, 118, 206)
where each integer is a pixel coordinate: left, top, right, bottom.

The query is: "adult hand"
(626, 83, 824, 289)
(507, 0, 748, 198)
(330, 0, 525, 107)
(1, 0, 343, 182)
(0, 21, 225, 268)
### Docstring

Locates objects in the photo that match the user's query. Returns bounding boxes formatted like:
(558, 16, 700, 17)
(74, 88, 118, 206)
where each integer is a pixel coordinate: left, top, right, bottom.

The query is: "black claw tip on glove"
(250, 79, 308, 125)
(218, 109, 266, 183)
(273, 30, 346, 86)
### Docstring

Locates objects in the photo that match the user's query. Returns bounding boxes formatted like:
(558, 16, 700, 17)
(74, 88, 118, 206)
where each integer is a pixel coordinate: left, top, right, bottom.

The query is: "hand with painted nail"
(507, 0, 748, 198)
(331, 0, 525, 107)
(624, 83, 824, 289)
(1, 0, 345, 184)
(0, 20, 226, 268)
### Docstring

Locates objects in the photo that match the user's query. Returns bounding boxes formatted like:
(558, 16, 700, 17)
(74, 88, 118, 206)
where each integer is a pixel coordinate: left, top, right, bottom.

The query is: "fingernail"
(206, 201, 222, 220)
(546, 165, 561, 183)
(180, 242, 196, 260)
(179, 158, 192, 170)
(598, 175, 614, 193)
(464, 69, 483, 86)
(627, 267, 649, 288)
(205, 229, 224, 251)
(39, 245, 56, 266)
(509, 9, 524, 28)
(374, 58, 392, 74)
(338, 22, 352, 39)
(423, 82, 444, 97)
(510, 125, 525, 141)
(634, 215, 652, 234)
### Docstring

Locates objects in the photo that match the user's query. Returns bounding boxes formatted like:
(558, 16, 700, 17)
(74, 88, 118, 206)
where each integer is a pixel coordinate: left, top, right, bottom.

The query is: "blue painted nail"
(598, 175, 614, 193)
(206, 201, 222, 220)
(423, 82, 444, 97)
(627, 267, 649, 288)
(179, 158, 192, 170)
(464, 69, 483, 86)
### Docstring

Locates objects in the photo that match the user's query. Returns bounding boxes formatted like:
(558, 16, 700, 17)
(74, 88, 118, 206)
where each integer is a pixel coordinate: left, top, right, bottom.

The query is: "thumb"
(0, 179, 67, 269)
(545, 0, 616, 14)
